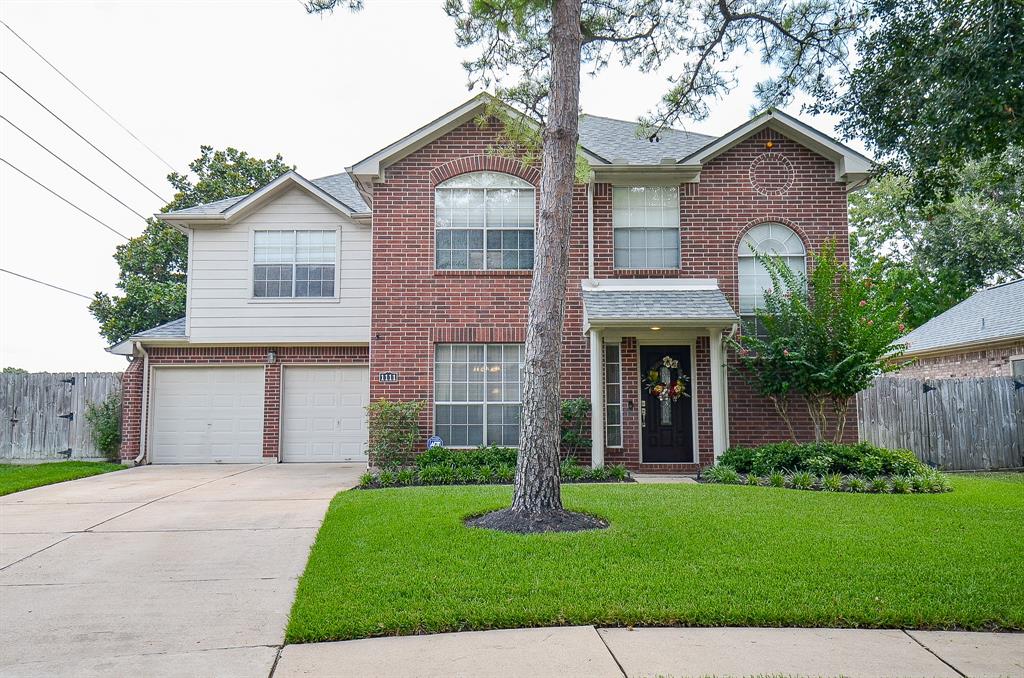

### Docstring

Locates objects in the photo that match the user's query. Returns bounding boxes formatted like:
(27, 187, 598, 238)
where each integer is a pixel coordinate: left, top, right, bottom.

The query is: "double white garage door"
(149, 366, 368, 463)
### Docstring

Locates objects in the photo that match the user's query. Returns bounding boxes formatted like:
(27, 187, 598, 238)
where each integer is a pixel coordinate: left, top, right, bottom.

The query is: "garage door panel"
(150, 367, 264, 464)
(282, 366, 368, 462)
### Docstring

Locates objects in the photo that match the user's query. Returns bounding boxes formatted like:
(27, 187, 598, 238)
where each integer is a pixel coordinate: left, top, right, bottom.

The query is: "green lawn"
(287, 473, 1024, 643)
(0, 461, 124, 496)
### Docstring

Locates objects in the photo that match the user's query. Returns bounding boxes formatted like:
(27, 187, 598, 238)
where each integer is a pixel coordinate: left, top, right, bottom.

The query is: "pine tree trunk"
(510, 0, 583, 514)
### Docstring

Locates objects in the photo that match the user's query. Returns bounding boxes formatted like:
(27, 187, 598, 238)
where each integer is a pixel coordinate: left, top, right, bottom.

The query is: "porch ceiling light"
(650, 326, 662, 331)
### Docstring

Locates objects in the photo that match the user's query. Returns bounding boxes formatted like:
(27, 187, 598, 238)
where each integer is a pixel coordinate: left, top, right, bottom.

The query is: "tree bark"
(510, 0, 583, 514)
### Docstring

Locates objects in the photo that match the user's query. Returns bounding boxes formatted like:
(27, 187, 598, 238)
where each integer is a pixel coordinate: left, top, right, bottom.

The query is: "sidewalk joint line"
(593, 626, 628, 677)
(268, 645, 284, 678)
(0, 534, 73, 572)
(903, 629, 967, 678)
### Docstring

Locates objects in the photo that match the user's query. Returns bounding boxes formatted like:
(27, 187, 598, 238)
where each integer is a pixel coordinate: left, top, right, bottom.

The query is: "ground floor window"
(605, 343, 623, 447)
(434, 343, 524, 447)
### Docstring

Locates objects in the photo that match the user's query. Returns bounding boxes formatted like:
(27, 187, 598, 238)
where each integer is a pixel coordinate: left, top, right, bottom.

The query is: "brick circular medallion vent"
(748, 152, 795, 197)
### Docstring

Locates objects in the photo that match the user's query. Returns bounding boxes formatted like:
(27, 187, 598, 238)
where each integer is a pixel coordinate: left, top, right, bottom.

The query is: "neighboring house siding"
(187, 187, 371, 344)
(119, 345, 369, 461)
(896, 340, 1024, 379)
(369, 119, 856, 469)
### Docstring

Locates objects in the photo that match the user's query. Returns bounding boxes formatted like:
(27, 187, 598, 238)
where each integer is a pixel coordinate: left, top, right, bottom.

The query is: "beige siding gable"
(187, 187, 370, 343)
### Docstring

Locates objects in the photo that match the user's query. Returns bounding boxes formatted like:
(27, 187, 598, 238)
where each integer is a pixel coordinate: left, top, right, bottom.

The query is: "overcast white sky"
(0, 0, 862, 372)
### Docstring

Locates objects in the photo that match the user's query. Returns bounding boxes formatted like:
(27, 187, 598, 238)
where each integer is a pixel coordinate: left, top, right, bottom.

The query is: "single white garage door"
(281, 366, 369, 462)
(149, 367, 264, 464)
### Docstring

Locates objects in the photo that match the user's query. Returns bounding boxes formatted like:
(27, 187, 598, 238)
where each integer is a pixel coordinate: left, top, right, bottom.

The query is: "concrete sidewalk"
(274, 626, 1023, 678)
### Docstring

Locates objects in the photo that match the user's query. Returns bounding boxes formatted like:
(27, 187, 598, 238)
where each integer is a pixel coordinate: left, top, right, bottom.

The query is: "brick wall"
(119, 345, 368, 461)
(896, 340, 1024, 379)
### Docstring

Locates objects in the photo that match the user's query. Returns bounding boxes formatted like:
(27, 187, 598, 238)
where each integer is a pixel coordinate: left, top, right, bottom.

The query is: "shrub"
(608, 465, 630, 481)
(890, 475, 912, 494)
(377, 470, 396, 487)
(726, 441, 927, 477)
(745, 472, 761, 486)
(495, 464, 515, 483)
(703, 465, 741, 484)
(561, 457, 585, 481)
(359, 472, 375, 488)
(560, 397, 591, 459)
(366, 399, 424, 469)
(790, 470, 815, 490)
(822, 473, 844, 492)
(396, 468, 415, 486)
(847, 475, 868, 493)
(806, 455, 834, 475)
(454, 466, 478, 484)
(870, 476, 890, 493)
(416, 445, 517, 470)
(475, 465, 495, 484)
(85, 392, 122, 461)
(418, 465, 453, 485)
(857, 454, 886, 478)
(769, 469, 786, 487)
(718, 446, 757, 473)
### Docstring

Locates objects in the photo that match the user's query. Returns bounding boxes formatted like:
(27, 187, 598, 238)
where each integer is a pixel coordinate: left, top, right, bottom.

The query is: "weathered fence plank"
(858, 377, 1024, 471)
(0, 372, 121, 461)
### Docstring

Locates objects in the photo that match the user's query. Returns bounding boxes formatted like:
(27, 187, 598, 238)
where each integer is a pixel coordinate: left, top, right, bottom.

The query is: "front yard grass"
(0, 461, 124, 496)
(287, 473, 1024, 643)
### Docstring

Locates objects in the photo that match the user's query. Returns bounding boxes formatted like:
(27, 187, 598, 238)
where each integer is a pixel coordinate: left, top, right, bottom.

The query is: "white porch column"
(708, 327, 728, 461)
(589, 327, 605, 468)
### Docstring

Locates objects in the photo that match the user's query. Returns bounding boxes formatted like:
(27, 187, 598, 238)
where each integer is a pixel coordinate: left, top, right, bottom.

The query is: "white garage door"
(150, 367, 264, 464)
(281, 366, 369, 462)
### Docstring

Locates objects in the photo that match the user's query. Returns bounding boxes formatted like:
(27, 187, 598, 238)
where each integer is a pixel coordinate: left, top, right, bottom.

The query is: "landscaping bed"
(287, 473, 1024, 642)
(0, 461, 124, 496)
(359, 445, 631, 489)
(701, 441, 952, 494)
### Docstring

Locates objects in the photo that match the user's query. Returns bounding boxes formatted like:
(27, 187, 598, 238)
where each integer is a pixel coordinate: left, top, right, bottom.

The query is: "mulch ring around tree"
(466, 507, 609, 534)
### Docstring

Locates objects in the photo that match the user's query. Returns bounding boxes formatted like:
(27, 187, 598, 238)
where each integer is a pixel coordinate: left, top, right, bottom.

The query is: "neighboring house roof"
(577, 114, 713, 165)
(900, 279, 1024, 356)
(160, 171, 368, 222)
(581, 279, 737, 330)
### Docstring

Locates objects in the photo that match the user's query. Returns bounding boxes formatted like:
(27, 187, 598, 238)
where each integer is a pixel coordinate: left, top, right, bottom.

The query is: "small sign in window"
(378, 372, 399, 384)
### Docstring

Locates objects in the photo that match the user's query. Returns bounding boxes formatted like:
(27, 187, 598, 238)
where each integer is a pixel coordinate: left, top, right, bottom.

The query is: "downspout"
(134, 342, 150, 465)
(586, 174, 595, 281)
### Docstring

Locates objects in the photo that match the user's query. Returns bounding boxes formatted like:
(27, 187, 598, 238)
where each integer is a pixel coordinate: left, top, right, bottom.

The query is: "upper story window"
(737, 222, 806, 320)
(434, 172, 535, 271)
(613, 186, 680, 270)
(253, 229, 337, 298)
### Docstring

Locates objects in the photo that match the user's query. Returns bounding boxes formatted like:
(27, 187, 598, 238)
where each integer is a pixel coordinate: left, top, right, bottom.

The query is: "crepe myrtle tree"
(306, 0, 860, 532)
(728, 240, 909, 443)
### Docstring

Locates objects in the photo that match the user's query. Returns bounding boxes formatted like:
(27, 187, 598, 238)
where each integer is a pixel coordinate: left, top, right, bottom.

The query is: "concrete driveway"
(0, 463, 363, 678)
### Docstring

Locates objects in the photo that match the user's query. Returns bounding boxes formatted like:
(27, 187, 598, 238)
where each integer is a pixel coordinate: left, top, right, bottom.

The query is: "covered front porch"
(581, 279, 738, 472)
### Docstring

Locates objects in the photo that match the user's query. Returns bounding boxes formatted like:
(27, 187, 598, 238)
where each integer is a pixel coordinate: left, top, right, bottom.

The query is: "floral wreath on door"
(643, 355, 689, 402)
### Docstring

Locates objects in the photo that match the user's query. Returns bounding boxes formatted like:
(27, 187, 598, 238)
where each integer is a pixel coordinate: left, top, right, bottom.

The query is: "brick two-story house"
(114, 94, 871, 471)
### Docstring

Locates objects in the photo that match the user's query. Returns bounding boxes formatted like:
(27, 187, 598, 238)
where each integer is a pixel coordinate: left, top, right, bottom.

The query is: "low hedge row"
(701, 464, 952, 494)
(360, 453, 631, 489)
(717, 441, 927, 477)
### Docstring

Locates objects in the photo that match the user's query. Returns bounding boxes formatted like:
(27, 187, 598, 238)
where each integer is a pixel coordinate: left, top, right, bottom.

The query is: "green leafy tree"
(91, 147, 293, 345)
(850, 146, 1024, 328)
(821, 0, 1024, 195)
(1, 367, 29, 375)
(729, 241, 908, 442)
(307, 0, 860, 530)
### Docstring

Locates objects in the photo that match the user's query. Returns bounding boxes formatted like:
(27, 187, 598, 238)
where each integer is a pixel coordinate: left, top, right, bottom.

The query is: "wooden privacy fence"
(0, 372, 122, 461)
(857, 376, 1024, 471)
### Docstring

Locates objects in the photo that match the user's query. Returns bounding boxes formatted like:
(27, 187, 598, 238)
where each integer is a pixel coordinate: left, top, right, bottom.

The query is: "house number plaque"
(378, 372, 399, 384)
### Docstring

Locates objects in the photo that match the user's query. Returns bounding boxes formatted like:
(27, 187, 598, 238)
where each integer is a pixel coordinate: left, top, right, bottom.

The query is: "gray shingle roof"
(900, 279, 1024, 355)
(162, 172, 368, 217)
(132, 317, 186, 340)
(578, 114, 715, 165)
(582, 289, 737, 322)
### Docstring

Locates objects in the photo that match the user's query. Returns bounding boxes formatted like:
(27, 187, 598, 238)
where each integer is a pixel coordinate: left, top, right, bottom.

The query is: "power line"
(0, 71, 169, 203)
(1, 114, 149, 221)
(0, 19, 178, 173)
(0, 268, 92, 300)
(0, 157, 132, 241)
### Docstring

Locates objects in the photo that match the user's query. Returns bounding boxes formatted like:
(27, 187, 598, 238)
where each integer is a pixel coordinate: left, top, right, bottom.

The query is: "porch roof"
(581, 281, 738, 329)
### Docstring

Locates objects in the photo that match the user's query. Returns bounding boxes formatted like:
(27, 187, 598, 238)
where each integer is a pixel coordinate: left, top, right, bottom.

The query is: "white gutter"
(586, 176, 595, 281)
(134, 342, 150, 465)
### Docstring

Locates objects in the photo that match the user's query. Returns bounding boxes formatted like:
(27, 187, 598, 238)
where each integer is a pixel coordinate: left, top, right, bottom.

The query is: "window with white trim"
(434, 172, 535, 270)
(253, 230, 337, 298)
(434, 344, 524, 446)
(737, 222, 806, 328)
(613, 185, 680, 269)
(605, 343, 623, 447)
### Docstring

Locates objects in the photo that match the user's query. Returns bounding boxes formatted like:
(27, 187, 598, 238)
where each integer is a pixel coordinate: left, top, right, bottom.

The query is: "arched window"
(737, 222, 806, 317)
(435, 171, 535, 270)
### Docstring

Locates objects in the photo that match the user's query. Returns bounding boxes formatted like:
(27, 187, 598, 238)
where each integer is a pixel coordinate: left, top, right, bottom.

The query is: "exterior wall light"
(267, 349, 277, 364)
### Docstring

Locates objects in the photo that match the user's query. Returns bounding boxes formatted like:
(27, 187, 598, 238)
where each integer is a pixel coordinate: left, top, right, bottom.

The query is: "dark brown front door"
(640, 346, 694, 463)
